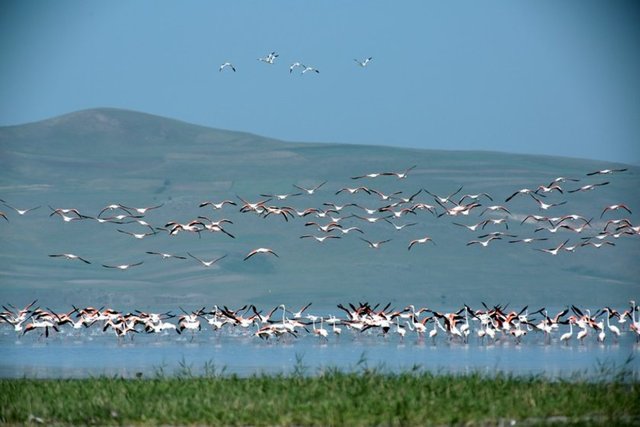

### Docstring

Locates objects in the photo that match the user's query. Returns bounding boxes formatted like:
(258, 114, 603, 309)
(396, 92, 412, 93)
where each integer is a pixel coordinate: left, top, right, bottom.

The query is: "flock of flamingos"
(1, 299, 639, 345)
(1, 163, 637, 345)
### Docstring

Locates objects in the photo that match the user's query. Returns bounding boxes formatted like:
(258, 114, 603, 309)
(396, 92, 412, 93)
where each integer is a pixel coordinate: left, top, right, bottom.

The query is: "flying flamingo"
(244, 248, 279, 261)
(535, 239, 569, 255)
(408, 236, 435, 250)
(187, 253, 227, 267)
(601, 204, 632, 218)
(2, 203, 41, 216)
(381, 165, 416, 179)
(586, 168, 627, 176)
(354, 57, 373, 67)
(360, 238, 392, 249)
(48, 253, 91, 264)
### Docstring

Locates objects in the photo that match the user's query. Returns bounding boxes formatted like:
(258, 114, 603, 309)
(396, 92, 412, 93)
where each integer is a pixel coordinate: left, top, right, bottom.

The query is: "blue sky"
(1, 1, 639, 164)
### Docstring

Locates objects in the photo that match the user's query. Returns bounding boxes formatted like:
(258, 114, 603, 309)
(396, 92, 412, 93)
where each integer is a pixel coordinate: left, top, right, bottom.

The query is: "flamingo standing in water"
(313, 317, 329, 341)
(560, 318, 574, 345)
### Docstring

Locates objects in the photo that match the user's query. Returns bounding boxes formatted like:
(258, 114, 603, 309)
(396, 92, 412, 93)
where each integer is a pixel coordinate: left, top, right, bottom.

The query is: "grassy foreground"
(1, 370, 639, 426)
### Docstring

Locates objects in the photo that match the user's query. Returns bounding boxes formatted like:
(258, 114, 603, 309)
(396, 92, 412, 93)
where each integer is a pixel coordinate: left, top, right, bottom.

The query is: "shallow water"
(1, 327, 637, 379)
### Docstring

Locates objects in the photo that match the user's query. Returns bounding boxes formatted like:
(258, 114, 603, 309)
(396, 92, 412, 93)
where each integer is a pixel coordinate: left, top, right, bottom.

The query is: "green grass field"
(2, 368, 638, 426)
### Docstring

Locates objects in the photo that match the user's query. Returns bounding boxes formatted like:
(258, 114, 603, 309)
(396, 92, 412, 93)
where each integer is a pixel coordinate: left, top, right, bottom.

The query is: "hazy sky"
(1, 1, 639, 164)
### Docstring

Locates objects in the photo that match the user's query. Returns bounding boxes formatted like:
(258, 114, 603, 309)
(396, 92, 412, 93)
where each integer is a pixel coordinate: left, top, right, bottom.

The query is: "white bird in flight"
(48, 253, 91, 264)
(289, 62, 303, 73)
(293, 181, 327, 195)
(188, 252, 227, 267)
(102, 261, 144, 270)
(408, 236, 436, 250)
(258, 51, 279, 64)
(360, 238, 392, 249)
(244, 248, 279, 261)
(219, 62, 236, 72)
(301, 65, 320, 74)
(145, 251, 187, 260)
(2, 203, 41, 216)
(354, 57, 373, 67)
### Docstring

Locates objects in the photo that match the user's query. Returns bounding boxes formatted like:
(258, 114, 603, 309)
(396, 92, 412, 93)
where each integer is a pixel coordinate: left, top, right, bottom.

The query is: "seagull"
(2, 203, 41, 216)
(529, 195, 567, 211)
(567, 182, 609, 193)
(301, 65, 320, 74)
(289, 62, 303, 73)
(258, 51, 279, 64)
(219, 62, 236, 72)
(601, 204, 632, 218)
(293, 181, 327, 195)
(354, 57, 373, 67)
(244, 248, 279, 261)
(408, 236, 436, 250)
(102, 261, 144, 270)
(381, 165, 416, 179)
(48, 253, 91, 264)
(466, 236, 502, 247)
(187, 252, 227, 267)
(360, 238, 392, 249)
(535, 239, 569, 255)
(145, 251, 187, 260)
(586, 168, 627, 176)
(117, 229, 157, 239)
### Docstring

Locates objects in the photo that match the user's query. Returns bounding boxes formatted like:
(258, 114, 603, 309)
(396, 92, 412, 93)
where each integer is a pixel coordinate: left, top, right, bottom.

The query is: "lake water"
(2, 325, 638, 379)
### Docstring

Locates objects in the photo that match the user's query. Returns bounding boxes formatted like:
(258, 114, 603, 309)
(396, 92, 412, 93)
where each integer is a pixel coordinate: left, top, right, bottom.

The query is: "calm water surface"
(1, 328, 638, 379)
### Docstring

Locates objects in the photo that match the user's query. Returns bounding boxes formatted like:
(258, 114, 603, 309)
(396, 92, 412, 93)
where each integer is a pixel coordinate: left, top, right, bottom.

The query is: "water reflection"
(1, 328, 637, 379)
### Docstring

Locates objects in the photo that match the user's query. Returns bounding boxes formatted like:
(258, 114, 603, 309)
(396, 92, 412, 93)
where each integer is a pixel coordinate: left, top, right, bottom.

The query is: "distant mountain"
(0, 108, 638, 311)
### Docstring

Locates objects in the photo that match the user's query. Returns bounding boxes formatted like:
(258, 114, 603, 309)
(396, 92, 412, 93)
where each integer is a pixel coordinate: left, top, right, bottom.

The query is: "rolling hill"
(0, 108, 638, 313)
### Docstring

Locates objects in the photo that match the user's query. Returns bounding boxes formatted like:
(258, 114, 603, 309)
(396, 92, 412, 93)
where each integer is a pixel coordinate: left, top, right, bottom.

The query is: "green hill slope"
(0, 108, 637, 312)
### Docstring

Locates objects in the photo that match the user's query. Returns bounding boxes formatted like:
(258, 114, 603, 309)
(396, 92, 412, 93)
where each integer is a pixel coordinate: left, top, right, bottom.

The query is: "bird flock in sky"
(1, 163, 637, 345)
(1, 299, 639, 345)
(0, 165, 636, 269)
(217, 51, 373, 74)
